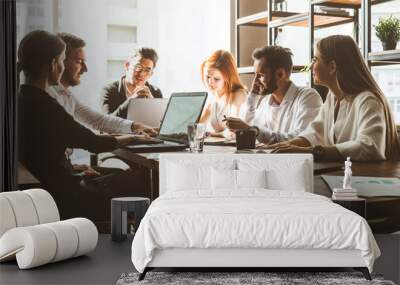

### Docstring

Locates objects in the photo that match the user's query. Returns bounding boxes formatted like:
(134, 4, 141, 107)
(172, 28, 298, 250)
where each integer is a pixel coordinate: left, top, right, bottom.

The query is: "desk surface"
(0, 234, 134, 285)
(114, 145, 400, 179)
(113, 145, 236, 169)
(315, 162, 400, 233)
(113, 146, 343, 174)
(323, 161, 400, 178)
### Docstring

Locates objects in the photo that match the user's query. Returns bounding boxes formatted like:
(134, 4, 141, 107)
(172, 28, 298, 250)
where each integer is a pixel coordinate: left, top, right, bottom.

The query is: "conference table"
(314, 161, 400, 234)
(113, 145, 400, 234)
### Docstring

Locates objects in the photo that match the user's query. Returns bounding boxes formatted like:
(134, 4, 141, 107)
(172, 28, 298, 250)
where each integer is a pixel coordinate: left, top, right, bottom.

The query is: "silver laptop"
(125, 92, 208, 152)
(127, 98, 169, 127)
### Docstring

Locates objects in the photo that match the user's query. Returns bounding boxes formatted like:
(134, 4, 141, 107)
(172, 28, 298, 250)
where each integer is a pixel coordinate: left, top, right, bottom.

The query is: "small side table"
(111, 197, 150, 242)
(332, 197, 366, 218)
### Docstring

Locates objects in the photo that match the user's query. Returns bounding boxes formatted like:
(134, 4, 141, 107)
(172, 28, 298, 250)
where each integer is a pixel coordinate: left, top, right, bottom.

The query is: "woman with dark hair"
(17, 30, 143, 222)
(266, 35, 400, 161)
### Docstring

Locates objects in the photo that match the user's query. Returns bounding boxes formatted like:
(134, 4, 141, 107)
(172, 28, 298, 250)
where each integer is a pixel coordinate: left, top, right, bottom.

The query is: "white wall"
(58, 0, 109, 110)
(141, 0, 230, 97)
(57, 0, 230, 109)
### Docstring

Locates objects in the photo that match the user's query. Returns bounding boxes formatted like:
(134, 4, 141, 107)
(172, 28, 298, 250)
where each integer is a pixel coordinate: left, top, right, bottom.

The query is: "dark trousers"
(51, 167, 150, 233)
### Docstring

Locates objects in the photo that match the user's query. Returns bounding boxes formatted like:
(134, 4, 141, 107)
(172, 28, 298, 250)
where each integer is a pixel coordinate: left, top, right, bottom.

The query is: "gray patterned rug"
(116, 271, 395, 285)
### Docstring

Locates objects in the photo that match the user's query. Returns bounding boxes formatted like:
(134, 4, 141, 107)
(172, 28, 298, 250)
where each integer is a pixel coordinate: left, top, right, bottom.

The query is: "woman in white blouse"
(199, 50, 247, 138)
(266, 35, 400, 161)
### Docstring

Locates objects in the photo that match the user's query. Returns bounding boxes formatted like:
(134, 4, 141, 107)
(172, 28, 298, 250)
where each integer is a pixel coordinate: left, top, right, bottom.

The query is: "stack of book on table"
(332, 188, 358, 200)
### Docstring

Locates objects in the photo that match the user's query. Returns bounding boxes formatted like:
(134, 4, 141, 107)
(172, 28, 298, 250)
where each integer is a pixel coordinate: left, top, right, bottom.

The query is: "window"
(371, 1, 400, 123)
(17, 25, 21, 41)
(107, 0, 138, 9)
(17, 0, 230, 102)
(27, 6, 35, 16)
(107, 25, 137, 43)
(107, 60, 125, 81)
(27, 25, 36, 32)
(373, 66, 400, 123)
(36, 7, 44, 17)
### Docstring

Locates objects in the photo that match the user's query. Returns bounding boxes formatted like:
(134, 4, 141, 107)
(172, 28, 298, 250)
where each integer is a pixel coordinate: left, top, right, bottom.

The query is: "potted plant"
(374, 15, 400, 51)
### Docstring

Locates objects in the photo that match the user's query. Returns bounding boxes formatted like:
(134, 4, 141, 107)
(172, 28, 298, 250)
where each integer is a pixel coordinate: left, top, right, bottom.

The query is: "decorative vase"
(382, 40, 398, 51)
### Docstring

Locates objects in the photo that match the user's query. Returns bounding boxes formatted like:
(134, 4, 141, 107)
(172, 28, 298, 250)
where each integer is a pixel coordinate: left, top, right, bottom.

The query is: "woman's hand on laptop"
(131, 122, 158, 137)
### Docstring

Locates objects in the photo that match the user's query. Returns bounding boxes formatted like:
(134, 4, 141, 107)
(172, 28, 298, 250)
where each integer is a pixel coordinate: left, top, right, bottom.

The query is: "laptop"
(127, 98, 169, 128)
(125, 92, 207, 152)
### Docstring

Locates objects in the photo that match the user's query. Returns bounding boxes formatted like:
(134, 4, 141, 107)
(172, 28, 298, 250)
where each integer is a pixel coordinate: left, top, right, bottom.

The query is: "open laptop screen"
(126, 98, 169, 128)
(158, 92, 207, 143)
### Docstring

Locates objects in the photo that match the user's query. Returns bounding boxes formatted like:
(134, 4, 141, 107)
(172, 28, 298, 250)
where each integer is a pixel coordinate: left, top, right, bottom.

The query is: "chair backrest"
(17, 163, 41, 189)
(0, 189, 60, 238)
(159, 153, 313, 195)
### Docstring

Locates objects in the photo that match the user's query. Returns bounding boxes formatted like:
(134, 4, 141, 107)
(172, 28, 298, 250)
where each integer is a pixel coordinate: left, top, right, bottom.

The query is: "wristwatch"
(312, 145, 325, 160)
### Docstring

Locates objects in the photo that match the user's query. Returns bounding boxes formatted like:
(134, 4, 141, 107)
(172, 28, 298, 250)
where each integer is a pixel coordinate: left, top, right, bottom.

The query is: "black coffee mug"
(235, 129, 256, 150)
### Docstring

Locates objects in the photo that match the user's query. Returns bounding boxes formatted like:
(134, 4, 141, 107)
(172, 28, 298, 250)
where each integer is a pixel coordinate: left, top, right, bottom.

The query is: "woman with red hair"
(200, 50, 247, 138)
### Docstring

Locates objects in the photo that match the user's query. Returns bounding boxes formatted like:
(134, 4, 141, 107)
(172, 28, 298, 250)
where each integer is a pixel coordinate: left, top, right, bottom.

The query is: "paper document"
(321, 175, 400, 197)
(204, 137, 236, 146)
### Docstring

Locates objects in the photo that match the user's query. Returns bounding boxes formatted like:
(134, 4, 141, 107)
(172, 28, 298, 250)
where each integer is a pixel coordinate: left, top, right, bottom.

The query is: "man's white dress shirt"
(300, 91, 386, 161)
(245, 82, 322, 144)
(47, 85, 133, 134)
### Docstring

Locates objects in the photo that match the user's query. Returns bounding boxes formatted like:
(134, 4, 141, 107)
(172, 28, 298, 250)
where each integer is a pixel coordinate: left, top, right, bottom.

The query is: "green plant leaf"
(374, 15, 400, 42)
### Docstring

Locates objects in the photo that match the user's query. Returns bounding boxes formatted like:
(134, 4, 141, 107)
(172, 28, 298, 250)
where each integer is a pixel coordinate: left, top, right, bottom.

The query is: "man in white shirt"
(47, 32, 156, 178)
(41, 33, 154, 224)
(47, 33, 155, 136)
(226, 45, 322, 144)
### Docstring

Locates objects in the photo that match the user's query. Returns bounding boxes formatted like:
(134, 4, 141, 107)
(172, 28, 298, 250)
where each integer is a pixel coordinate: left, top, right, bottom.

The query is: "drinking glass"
(187, 123, 206, 152)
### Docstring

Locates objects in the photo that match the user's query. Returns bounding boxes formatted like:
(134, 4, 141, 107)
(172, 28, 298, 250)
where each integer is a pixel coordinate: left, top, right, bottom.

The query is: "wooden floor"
(1, 234, 398, 284)
(0, 235, 134, 285)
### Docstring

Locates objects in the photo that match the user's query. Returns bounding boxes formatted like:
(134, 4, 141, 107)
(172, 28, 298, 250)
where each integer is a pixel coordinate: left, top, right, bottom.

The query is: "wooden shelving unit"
(368, 50, 400, 65)
(234, 0, 399, 125)
(235, 0, 399, 88)
(269, 11, 354, 28)
(234, 0, 359, 89)
(236, 10, 352, 28)
(312, 0, 393, 8)
(236, 11, 269, 26)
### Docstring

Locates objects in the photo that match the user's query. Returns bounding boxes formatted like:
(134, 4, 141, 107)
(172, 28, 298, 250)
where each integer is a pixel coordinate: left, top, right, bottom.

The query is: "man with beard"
(48, 33, 155, 137)
(225, 46, 322, 144)
(45, 34, 153, 227)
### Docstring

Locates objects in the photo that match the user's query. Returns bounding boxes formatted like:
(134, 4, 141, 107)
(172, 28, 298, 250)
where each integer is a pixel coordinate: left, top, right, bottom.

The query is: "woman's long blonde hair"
(317, 35, 400, 160)
(201, 50, 246, 104)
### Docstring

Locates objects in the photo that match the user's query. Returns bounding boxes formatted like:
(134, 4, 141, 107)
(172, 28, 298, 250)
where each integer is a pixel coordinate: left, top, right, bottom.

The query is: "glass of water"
(187, 123, 206, 152)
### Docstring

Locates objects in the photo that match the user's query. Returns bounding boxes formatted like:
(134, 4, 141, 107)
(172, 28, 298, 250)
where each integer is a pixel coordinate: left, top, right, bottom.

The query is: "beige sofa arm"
(0, 218, 98, 269)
